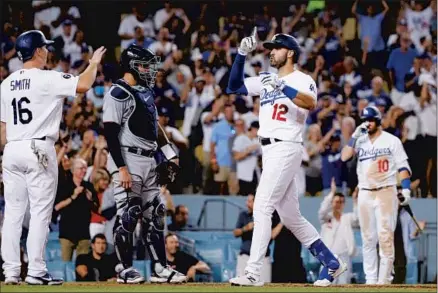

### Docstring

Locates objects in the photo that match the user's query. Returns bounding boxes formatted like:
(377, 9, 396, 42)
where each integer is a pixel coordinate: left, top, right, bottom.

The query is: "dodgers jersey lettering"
(355, 131, 410, 189)
(0, 68, 78, 142)
(243, 70, 317, 142)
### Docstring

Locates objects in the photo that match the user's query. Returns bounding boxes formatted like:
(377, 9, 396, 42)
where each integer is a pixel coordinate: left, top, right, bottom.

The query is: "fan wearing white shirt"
(118, 3, 156, 50)
(148, 27, 178, 58)
(232, 121, 261, 196)
(318, 180, 359, 284)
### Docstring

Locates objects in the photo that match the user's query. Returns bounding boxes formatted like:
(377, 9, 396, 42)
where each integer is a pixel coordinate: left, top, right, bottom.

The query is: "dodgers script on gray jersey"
(103, 80, 158, 151)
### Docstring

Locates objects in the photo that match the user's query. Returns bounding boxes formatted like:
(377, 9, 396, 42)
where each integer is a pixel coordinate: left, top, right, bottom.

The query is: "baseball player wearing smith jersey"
(102, 44, 186, 284)
(341, 106, 412, 284)
(1, 30, 105, 285)
(226, 28, 346, 287)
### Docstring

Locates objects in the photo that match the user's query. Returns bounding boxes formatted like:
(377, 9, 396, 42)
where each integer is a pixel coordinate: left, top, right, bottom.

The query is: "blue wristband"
(348, 138, 357, 147)
(281, 85, 298, 100)
(401, 178, 411, 190)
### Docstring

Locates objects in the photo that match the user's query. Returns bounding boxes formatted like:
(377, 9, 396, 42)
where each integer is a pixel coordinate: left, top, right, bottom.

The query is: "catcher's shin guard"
(142, 196, 167, 269)
(113, 219, 134, 269)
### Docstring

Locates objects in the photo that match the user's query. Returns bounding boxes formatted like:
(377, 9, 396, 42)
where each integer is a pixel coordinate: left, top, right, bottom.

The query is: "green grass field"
(1, 283, 437, 292)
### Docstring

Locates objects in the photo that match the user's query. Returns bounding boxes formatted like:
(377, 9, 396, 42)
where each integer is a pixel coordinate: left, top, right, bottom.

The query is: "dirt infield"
(1, 282, 437, 292)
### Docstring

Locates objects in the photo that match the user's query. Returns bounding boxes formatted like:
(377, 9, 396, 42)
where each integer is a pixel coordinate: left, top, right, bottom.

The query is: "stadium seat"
(406, 262, 418, 284)
(144, 260, 152, 281)
(196, 241, 228, 264)
(132, 260, 146, 277)
(48, 231, 59, 241)
(46, 261, 66, 280)
(65, 261, 76, 282)
(45, 241, 62, 262)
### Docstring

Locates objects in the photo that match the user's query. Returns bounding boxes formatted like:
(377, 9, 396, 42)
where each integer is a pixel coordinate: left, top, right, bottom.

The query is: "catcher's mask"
(121, 44, 161, 88)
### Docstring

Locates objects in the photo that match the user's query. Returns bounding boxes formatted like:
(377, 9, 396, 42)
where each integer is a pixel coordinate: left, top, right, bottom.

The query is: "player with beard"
(341, 106, 412, 284)
(226, 29, 347, 287)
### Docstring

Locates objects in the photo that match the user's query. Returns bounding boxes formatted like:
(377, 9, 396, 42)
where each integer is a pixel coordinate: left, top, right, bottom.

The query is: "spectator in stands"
(210, 103, 238, 195)
(304, 124, 323, 196)
(387, 33, 417, 104)
(165, 233, 210, 281)
(75, 234, 117, 282)
(320, 130, 347, 196)
(52, 19, 75, 53)
(419, 71, 437, 197)
(168, 205, 194, 231)
(351, 0, 389, 70)
(200, 97, 224, 192)
(118, 2, 155, 50)
(365, 76, 393, 111)
(339, 56, 362, 92)
(403, 0, 436, 52)
(130, 26, 154, 49)
(89, 169, 110, 239)
(232, 121, 261, 196)
(233, 194, 272, 283)
(307, 93, 336, 135)
(318, 180, 358, 284)
(271, 210, 307, 283)
(148, 27, 178, 59)
(241, 96, 260, 129)
(54, 158, 99, 261)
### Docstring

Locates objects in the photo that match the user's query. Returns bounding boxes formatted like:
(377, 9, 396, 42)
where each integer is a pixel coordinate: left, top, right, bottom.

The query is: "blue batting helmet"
(263, 33, 301, 59)
(15, 30, 54, 62)
(360, 106, 382, 123)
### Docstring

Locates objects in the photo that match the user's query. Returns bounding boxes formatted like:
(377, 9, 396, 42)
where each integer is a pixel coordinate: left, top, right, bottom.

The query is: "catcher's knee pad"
(145, 196, 166, 232)
(120, 197, 142, 233)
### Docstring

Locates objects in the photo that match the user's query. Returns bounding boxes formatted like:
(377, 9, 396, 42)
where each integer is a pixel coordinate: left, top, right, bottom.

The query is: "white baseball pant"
(358, 186, 398, 284)
(245, 141, 320, 277)
(1, 139, 58, 278)
(236, 254, 271, 283)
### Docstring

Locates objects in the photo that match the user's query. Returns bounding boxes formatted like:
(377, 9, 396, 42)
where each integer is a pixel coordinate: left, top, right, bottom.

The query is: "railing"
(196, 198, 246, 231)
(418, 222, 437, 283)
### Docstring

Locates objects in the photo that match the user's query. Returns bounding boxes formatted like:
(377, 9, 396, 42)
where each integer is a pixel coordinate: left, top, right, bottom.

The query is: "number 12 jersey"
(243, 70, 317, 142)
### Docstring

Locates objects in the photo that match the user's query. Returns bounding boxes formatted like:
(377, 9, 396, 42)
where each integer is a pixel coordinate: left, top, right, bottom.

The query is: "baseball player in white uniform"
(226, 28, 346, 287)
(341, 106, 412, 284)
(0, 30, 105, 285)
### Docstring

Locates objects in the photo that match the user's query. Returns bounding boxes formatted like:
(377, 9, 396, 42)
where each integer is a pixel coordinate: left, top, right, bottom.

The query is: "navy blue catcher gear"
(120, 44, 161, 88)
(15, 30, 54, 62)
(263, 33, 301, 60)
(360, 106, 382, 124)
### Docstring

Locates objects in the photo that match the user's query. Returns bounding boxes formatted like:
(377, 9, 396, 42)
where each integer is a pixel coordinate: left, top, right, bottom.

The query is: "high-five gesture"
(238, 27, 258, 56)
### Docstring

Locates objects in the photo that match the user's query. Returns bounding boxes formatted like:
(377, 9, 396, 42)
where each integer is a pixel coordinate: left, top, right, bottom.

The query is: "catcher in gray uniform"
(102, 44, 186, 284)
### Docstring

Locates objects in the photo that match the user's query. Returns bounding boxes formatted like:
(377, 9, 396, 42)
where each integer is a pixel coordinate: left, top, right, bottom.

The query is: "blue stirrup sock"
(308, 239, 340, 270)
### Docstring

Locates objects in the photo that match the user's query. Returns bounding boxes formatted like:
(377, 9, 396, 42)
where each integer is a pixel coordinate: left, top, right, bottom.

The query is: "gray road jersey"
(103, 81, 158, 151)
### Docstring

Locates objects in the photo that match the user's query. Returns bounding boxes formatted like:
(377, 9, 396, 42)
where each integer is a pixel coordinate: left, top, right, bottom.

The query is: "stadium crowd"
(0, 0, 436, 284)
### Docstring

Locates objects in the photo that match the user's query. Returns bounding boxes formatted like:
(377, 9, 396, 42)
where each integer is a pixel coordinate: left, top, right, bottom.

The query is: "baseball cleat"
(25, 273, 63, 285)
(4, 276, 21, 285)
(117, 267, 145, 284)
(313, 255, 348, 287)
(230, 272, 264, 287)
(150, 265, 187, 283)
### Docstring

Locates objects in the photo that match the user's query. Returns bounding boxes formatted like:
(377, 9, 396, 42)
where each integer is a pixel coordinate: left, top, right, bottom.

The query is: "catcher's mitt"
(156, 161, 180, 185)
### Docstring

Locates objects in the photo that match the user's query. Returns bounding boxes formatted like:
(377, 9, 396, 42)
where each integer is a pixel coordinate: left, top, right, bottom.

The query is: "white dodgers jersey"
(1, 68, 78, 142)
(355, 131, 411, 189)
(243, 70, 317, 142)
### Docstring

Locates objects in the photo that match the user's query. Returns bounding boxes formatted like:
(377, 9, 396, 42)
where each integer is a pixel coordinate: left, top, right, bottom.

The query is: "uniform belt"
(125, 147, 155, 157)
(259, 137, 282, 146)
(361, 185, 394, 191)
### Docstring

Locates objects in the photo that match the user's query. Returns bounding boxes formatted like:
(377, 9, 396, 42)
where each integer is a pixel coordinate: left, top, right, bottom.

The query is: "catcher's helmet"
(15, 30, 54, 62)
(360, 106, 382, 124)
(120, 44, 161, 88)
(263, 33, 301, 60)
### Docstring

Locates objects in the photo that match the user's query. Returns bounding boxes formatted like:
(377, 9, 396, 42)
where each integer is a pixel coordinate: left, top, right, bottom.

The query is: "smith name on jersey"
(355, 131, 411, 189)
(102, 79, 158, 151)
(1, 68, 78, 142)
